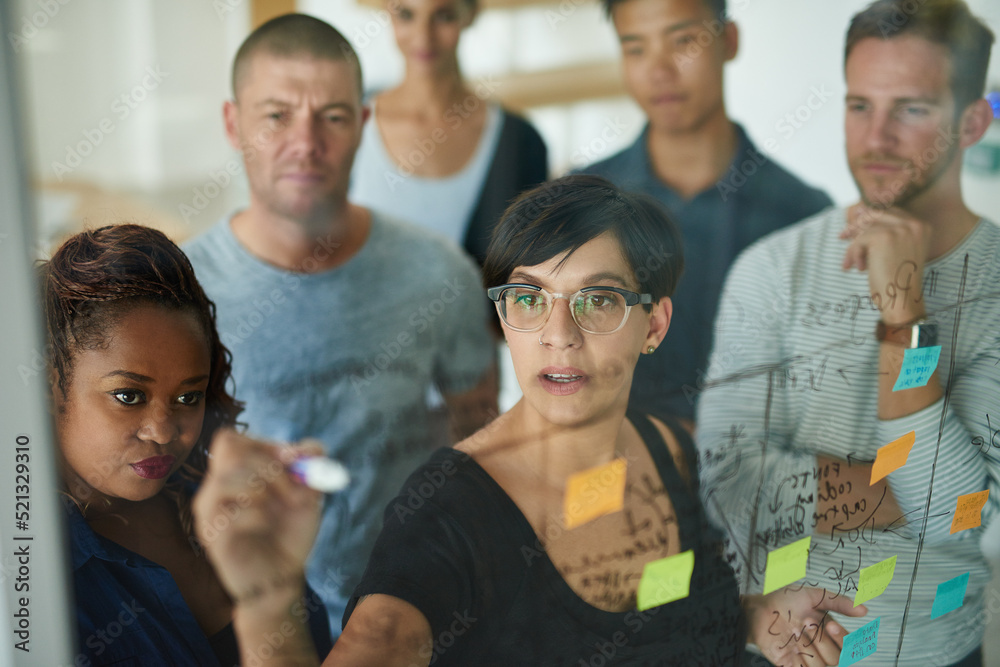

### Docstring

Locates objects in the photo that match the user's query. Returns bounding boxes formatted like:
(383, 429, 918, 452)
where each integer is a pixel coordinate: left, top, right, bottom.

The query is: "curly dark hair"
(41, 223, 243, 541)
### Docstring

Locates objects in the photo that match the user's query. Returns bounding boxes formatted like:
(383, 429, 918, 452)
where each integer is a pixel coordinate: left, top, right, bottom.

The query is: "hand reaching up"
(745, 586, 868, 667)
(193, 429, 324, 607)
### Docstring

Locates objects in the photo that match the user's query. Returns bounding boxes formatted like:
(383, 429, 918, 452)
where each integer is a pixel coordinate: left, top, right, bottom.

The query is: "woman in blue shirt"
(42, 224, 332, 666)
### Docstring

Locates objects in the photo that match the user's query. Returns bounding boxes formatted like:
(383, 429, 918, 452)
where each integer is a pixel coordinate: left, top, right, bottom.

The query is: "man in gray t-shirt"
(184, 15, 496, 631)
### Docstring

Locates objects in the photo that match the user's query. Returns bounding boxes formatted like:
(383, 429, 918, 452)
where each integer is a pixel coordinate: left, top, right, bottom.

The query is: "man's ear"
(223, 100, 242, 151)
(958, 97, 993, 149)
(723, 21, 739, 62)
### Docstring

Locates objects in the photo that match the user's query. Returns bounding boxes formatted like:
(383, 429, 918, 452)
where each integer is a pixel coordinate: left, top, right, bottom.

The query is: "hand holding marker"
(288, 454, 350, 493)
(207, 436, 351, 493)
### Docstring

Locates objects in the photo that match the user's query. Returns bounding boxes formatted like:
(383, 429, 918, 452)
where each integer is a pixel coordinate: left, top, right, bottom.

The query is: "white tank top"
(349, 99, 503, 247)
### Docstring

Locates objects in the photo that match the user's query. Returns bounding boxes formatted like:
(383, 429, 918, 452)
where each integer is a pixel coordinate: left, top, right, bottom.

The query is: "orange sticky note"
(950, 490, 989, 534)
(870, 431, 915, 484)
(564, 458, 627, 529)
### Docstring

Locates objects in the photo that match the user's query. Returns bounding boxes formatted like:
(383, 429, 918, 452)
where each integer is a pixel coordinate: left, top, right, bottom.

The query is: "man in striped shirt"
(697, 1, 997, 665)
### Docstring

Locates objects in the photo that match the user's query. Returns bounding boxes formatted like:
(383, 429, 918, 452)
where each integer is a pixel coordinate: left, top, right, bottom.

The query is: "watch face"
(917, 323, 939, 348)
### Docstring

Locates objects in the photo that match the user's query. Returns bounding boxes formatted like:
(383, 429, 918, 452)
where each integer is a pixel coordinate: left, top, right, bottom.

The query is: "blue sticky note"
(931, 572, 970, 619)
(893, 345, 942, 391)
(839, 617, 880, 667)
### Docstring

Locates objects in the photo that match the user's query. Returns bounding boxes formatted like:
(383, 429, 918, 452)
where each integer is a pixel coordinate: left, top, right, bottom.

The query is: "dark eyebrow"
(255, 99, 355, 114)
(506, 271, 632, 289)
(103, 370, 153, 383)
(102, 371, 210, 386)
(664, 19, 702, 34)
(581, 272, 630, 287)
(507, 270, 543, 286)
(620, 18, 701, 44)
(845, 94, 940, 105)
(255, 98, 291, 109)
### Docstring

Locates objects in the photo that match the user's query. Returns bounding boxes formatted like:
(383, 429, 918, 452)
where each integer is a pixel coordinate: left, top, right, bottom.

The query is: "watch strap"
(876, 319, 938, 348)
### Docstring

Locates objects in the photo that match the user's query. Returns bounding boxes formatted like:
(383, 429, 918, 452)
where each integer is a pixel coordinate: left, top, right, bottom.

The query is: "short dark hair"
(602, 0, 727, 23)
(845, 0, 994, 111)
(482, 175, 684, 310)
(232, 13, 363, 99)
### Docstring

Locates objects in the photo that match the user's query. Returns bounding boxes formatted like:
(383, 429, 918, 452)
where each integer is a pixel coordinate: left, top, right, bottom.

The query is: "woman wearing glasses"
(194, 175, 750, 665)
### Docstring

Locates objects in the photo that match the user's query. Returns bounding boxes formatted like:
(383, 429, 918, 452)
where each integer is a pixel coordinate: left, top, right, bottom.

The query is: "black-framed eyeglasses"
(486, 284, 653, 334)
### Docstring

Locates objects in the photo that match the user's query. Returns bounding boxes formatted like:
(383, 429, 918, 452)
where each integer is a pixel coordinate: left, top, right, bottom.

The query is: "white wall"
(14, 0, 250, 243)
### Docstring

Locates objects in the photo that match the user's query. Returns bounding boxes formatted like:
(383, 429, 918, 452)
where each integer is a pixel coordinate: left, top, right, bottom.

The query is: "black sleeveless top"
(346, 413, 745, 665)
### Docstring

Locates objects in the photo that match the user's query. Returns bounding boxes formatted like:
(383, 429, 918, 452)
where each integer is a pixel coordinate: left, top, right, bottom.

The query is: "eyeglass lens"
(500, 287, 627, 333)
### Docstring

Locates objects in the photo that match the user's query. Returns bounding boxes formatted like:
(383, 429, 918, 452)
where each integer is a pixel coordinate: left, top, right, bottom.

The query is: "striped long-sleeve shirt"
(696, 208, 1000, 666)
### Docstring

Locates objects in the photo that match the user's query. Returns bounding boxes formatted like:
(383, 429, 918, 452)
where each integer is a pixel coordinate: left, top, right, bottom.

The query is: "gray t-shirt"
(184, 212, 493, 631)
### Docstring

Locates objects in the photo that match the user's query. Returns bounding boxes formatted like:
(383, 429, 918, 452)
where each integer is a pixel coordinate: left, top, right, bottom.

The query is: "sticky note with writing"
(563, 458, 627, 529)
(637, 549, 695, 611)
(763, 536, 811, 595)
(931, 572, 970, 619)
(870, 431, 915, 484)
(854, 555, 897, 607)
(838, 617, 880, 667)
(893, 345, 942, 391)
(949, 490, 990, 534)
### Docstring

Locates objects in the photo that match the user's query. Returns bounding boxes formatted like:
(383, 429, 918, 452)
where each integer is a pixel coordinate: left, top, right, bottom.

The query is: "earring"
(646, 346, 655, 354)
(539, 336, 545, 346)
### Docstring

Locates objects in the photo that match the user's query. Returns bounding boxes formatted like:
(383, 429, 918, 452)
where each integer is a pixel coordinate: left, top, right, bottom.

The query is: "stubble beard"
(852, 140, 958, 211)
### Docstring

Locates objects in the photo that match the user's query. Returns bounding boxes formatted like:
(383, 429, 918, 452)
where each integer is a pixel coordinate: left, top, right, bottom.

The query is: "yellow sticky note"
(763, 536, 811, 595)
(870, 431, 915, 484)
(636, 549, 695, 611)
(855, 555, 897, 606)
(950, 490, 990, 534)
(563, 458, 627, 529)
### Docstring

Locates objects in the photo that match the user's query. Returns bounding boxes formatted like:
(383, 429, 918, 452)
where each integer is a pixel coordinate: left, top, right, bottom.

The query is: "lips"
(131, 455, 177, 480)
(539, 367, 588, 396)
(281, 172, 326, 183)
(862, 162, 903, 173)
(651, 93, 685, 105)
(859, 155, 906, 173)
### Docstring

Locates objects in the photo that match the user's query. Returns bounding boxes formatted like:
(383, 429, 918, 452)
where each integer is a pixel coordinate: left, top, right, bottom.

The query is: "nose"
(287, 114, 324, 158)
(864, 107, 897, 153)
(649, 40, 679, 82)
(539, 297, 583, 349)
(138, 403, 180, 445)
(414, 17, 435, 52)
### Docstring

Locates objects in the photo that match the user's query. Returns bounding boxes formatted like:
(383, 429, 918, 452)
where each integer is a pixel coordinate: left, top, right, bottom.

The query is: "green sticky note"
(763, 536, 811, 595)
(893, 345, 941, 391)
(854, 555, 897, 607)
(931, 572, 970, 619)
(636, 549, 695, 611)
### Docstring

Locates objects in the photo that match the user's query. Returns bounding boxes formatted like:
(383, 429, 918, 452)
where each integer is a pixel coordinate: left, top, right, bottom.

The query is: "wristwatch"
(875, 318, 938, 348)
